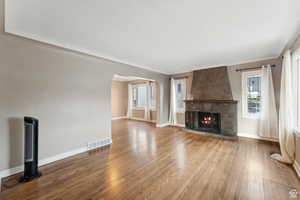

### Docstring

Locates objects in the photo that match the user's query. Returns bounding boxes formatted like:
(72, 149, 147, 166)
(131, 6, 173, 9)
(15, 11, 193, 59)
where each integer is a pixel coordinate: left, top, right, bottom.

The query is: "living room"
(0, 0, 300, 199)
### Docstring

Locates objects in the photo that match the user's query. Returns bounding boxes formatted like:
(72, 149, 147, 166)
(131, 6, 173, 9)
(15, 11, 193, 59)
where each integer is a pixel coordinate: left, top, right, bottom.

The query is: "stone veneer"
(191, 67, 233, 100)
(185, 101, 238, 136)
(186, 66, 238, 137)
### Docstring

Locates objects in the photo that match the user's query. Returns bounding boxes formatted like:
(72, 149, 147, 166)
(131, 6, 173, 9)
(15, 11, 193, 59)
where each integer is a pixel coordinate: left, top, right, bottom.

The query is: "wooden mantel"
(184, 99, 238, 104)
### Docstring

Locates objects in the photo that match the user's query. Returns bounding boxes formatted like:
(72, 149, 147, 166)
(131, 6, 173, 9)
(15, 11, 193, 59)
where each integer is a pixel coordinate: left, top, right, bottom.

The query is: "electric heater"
(20, 116, 42, 182)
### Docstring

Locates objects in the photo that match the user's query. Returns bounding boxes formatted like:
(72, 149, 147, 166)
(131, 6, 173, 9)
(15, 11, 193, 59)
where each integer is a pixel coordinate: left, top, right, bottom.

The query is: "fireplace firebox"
(186, 111, 221, 134)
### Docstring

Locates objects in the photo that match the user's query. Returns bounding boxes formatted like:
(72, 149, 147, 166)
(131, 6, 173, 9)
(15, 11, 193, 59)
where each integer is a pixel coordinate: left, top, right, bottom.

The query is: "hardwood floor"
(1, 119, 299, 200)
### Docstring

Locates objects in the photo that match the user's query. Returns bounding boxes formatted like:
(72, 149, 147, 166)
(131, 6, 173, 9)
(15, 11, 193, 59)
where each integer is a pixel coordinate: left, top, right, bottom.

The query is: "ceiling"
(113, 74, 154, 82)
(5, 0, 300, 74)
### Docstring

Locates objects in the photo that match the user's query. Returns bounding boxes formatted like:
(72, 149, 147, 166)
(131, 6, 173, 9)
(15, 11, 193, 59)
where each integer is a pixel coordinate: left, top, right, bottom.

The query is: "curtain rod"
(235, 64, 276, 72)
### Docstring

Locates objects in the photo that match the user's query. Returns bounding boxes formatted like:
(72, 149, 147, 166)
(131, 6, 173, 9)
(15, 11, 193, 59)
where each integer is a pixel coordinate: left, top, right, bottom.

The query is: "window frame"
(174, 79, 186, 113)
(131, 83, 156, 111)
(149, 84, 156, 111)
(242, 70, 262, 119)
(132, 84, 147, 110)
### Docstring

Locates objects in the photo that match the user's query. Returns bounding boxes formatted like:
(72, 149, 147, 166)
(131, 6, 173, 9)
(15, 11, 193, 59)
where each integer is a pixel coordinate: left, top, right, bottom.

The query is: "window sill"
(132, 107, 145, 111)
(132, 108, 156, 111)
(242, 115, 260, 120)
(176, 110, 185, 114)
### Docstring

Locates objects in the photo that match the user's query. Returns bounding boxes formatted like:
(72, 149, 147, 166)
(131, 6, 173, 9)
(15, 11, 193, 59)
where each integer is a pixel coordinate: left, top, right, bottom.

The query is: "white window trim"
(242, 70, 262, 119)
(131, 83, 156, 111)
(132, 84, 147, 110)
(149, 84, 156, 111)
(132, 107, 145, 111)
(174, 79, 186, 113)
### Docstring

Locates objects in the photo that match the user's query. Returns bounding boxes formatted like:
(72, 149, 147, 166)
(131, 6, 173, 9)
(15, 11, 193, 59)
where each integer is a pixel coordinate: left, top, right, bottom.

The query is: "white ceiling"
(5, 0, 300, 74)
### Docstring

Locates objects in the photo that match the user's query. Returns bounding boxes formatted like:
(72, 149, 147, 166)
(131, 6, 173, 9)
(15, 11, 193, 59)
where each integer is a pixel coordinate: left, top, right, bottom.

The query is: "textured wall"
(0, 0, 169, 171)
(192, 67, 233, 100)
(111, 81, 128, 117)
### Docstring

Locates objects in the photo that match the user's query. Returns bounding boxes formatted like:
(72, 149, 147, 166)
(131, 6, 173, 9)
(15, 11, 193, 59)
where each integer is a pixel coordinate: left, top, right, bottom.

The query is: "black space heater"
(19, 116, 42, 182)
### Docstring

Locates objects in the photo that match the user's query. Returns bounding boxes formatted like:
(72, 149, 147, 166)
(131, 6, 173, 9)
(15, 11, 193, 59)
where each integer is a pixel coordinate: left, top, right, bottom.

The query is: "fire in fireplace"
(202, 116, 213, 125)
(186, 111, 221, 134)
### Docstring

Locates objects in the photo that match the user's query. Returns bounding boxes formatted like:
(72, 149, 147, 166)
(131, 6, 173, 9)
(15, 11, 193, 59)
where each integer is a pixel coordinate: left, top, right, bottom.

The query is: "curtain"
(271, 50, 295, 164)
(169, 78, 177, 125)
(127, 84, 133, 118)
(258, 65, 278, 139)
(144, 82, 151, 121)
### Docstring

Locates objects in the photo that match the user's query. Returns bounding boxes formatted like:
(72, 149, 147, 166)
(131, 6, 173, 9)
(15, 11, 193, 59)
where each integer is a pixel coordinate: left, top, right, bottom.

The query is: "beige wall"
(0, 0, 170, 172)
(132, 109, 144, 119)
(176, 113, 185, 125)
(111, 81, 128, 118)
(150, 111, 157, 121)
(132, 110, 156, 121)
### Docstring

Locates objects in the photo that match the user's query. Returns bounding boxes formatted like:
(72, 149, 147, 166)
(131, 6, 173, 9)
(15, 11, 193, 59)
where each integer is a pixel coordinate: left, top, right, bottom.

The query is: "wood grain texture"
(1, 119, 299, 200)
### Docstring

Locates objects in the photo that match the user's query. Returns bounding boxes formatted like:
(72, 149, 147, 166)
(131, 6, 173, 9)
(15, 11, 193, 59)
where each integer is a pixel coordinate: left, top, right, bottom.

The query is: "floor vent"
(87, 138, 112, 150)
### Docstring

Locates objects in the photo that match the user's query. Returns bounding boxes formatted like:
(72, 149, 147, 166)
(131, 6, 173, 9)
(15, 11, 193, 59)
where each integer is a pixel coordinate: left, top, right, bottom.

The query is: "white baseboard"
(173, 124, 185, 128)
(293, 160, 300, 178)
(112, 116, 127, 120)
(129, 117, 156, 123)
(0, 138, 112, 180)
(156, 123, 171, 128)
(156, 123, 185, 128)
(238, 133, 278, 142)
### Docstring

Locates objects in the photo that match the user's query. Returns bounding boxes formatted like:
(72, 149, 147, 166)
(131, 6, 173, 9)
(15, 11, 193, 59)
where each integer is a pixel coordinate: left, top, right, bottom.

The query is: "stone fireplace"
(185, 67, 238, 137)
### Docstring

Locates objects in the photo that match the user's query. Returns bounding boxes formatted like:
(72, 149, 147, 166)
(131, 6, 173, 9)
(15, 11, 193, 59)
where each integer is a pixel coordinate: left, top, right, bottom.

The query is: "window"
(174, 79, 186, 112)
(132, 85, 146, 108)
(132, 83, 156, 109)
(242, 70, 262, 118)
(150, 84, 156, 109)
